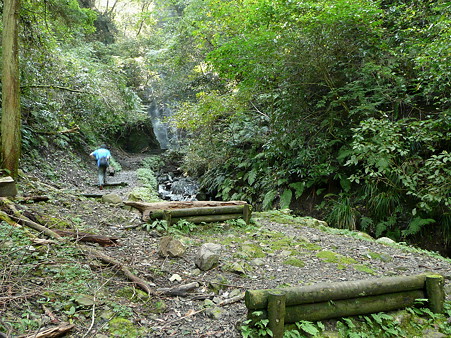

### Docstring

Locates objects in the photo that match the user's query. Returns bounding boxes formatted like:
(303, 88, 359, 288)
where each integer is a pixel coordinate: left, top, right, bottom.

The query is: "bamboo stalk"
(245, 275, 427, 310)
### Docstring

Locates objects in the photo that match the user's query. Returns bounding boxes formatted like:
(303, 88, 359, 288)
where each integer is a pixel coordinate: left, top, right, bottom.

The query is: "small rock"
(205, 307, 226, 320)
(225, 262, 246, 274)
(74, 294, 96, 306)
(297, 235, 311, 243)
(195, 243, 222, 271)
(229, 289, 242, 298)
(169, 274, 182, 282)
(250, 258, 265, 266)
(204, 299, 215, 307)
(376, 237, 396, 245)
(422, 329, 447, 338)
(101, 193, 122, 204)
(280, 250, 291, 257)
(310, 234, 321, 242)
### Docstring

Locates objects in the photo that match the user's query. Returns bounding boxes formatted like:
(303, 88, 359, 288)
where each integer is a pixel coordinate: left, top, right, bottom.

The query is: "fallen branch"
(53, 230, 119, 247)
(8, 213, 63, 240)
(17, 322, 75, 338)
(1, 199, 156, 297)
(80, 245, 156, 295)
(0, 201, 63, 240)
(15, 195, 50, 203)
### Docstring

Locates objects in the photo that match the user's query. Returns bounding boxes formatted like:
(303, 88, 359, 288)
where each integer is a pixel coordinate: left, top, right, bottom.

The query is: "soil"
(5, 147, 451, 337)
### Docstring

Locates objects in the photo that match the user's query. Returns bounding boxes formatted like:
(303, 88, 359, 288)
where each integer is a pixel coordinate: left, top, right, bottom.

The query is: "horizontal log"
(124, 200, 247, 213)
(149, 205, 246, 219)
(245, 274, 427, 310)
(249, 290, 425, 323)
(169, 213, 244, 225)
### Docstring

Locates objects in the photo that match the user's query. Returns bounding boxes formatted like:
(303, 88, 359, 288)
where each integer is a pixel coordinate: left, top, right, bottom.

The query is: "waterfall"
(148, 101, 173, 149)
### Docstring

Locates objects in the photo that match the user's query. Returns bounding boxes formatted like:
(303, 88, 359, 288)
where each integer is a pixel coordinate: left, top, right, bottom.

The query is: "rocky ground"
(2, 148, 451, 337)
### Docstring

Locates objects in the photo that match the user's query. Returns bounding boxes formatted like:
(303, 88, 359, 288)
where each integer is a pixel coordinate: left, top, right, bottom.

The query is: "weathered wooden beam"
(245, 275, 427, 310)
(124, 200, 247, 213)
(249, 290, 425, 323)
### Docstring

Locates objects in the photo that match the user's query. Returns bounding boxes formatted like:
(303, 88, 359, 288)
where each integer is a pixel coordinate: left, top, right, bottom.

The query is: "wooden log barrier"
(245, 274, 444, 337)
(125, 201, 252, 225)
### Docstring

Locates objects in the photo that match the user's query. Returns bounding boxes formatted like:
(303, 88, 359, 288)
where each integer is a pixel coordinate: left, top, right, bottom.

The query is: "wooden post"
(425, 275, 445, 313)
(163, 210, 172, 226)
(268, 291, 286, 338)
(243, 204, 252, 224)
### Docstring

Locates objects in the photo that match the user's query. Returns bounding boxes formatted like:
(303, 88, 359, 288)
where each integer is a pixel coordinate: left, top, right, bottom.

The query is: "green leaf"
(289, 182, 305, 199)
(280, 189, 293, 209)
(248, 169, 257, 185)
(263, 190, 277, 211)
(402, 217, 436, 237)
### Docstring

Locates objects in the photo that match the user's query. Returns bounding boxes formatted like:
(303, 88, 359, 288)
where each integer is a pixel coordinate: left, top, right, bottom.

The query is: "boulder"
(158, 236, 186, 258)
(195, 243, 222, 271)
(376, 237, 396, 245)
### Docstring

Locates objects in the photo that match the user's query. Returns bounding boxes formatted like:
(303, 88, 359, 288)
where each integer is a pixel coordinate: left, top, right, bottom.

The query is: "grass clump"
(283, 257, 306, 268)
(316, 250, 357, 265)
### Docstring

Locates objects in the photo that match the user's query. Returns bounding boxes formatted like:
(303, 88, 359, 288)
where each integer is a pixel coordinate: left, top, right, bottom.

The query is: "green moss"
(365, 251, 392, 262)
(149, 300, 167, 314)
(283, 258, 305, 268)
(108, 318, 146, 337)
(128, 187, 160, 203)
(239, 244, 266, 258)
(116, 286, 149, 302)
(316, 250, 357, 265)
(136, 168, 158, 188)
(353, 264, 377, 275)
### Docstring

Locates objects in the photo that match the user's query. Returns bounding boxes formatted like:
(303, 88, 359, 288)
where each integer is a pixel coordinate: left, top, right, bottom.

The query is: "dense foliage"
(1, 0, 147, 156)
(150, 0, 451, 249)
(1, 0, 449, 250)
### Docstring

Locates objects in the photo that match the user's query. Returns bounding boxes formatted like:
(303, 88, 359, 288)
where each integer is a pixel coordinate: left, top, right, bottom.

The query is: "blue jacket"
(91, 148, 111, 167)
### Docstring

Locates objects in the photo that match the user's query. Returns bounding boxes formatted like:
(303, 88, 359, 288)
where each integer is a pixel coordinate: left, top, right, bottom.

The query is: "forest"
(1, 0, 450, 253)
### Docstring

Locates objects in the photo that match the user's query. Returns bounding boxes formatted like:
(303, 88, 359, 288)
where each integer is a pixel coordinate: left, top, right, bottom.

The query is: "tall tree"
(2, 0, 21, 179)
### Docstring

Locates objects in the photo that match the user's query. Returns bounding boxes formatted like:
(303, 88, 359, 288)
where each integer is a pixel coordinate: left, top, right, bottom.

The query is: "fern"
(402, 217, 435, 237)
(248, 169, 257, 185)
(279, 189, 293, 209)
(262, 190, 277, 210)
(289, 182, 305, 199)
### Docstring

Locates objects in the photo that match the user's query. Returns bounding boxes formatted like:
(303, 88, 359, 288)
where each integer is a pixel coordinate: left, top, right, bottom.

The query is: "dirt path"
(11, 150, 451, 337)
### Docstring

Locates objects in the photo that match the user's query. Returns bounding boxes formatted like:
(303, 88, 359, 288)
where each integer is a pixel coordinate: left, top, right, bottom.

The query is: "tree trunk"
(1, 0, 21, 179)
